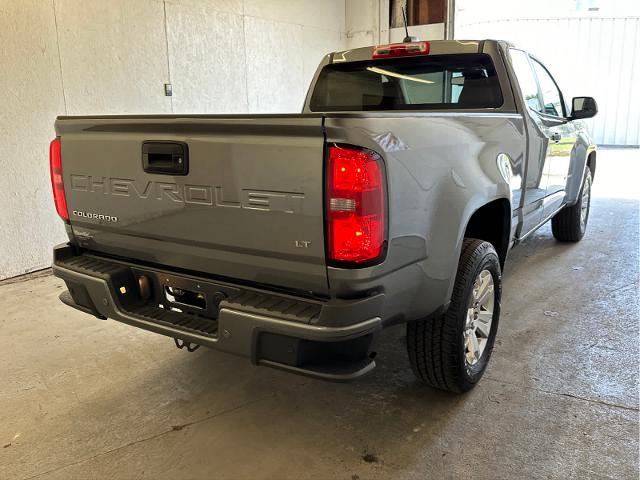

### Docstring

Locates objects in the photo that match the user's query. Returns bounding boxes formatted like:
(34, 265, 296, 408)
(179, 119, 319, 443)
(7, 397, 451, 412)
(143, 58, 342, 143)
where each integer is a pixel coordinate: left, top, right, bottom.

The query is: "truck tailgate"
(56, 115, 328, 296)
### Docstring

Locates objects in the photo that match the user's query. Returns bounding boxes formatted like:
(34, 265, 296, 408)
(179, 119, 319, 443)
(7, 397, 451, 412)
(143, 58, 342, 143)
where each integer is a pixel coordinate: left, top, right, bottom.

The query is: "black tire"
(406, 238, 501, 393)
(551, 168, 592, 242)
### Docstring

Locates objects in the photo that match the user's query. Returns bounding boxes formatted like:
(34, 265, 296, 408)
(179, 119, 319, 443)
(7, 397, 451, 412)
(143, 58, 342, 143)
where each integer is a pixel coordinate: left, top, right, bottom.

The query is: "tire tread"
(407, 238, 500, 393)
(552, 169, 591, 242)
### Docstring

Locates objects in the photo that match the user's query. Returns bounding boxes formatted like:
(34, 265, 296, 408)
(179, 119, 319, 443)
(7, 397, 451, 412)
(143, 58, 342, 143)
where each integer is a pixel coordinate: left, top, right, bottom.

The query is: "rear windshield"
(309, 53, 503, 111)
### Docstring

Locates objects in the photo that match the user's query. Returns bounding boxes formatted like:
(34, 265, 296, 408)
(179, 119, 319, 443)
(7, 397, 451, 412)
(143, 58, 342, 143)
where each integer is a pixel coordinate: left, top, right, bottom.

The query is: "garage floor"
(1, 148, 638, 480)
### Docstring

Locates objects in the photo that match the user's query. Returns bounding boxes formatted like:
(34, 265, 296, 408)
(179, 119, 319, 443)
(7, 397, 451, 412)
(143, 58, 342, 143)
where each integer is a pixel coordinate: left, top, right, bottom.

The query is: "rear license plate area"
(164, 286, 206, 310)
(129, 267, 240, 319)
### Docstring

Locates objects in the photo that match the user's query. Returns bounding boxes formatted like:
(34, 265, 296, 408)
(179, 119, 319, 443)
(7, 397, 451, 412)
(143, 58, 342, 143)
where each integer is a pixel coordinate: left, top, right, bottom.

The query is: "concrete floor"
(1, 148, 638, 480)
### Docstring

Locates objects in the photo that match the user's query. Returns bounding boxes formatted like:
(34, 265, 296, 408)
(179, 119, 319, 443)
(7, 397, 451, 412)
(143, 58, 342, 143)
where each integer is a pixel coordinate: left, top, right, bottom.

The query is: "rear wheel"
(551, 168, 592, 242)
(406, 239, 501, 393)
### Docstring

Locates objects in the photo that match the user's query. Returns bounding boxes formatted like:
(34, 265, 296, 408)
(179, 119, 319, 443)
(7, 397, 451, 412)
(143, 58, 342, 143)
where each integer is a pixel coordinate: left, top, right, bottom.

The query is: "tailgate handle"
(142, 141, 189, 175)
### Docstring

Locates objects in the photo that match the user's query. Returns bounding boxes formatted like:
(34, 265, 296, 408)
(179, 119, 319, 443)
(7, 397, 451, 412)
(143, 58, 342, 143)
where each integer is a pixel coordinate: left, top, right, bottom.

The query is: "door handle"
(550, 132, 562, 143)
(142, 141, 189, 175)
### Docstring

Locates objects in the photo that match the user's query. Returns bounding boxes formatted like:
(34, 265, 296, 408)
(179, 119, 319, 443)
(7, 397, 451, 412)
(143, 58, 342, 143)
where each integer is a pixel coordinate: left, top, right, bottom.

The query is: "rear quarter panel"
(324, 113, 526, 324)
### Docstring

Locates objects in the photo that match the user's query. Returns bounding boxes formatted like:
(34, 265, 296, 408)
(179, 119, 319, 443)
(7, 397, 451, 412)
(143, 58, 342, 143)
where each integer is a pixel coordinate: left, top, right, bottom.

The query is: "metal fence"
(457, 16, 640, 146)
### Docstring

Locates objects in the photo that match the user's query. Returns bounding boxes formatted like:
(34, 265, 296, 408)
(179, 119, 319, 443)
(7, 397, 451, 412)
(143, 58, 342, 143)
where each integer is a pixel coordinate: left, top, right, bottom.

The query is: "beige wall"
(0, 0, 347, 280)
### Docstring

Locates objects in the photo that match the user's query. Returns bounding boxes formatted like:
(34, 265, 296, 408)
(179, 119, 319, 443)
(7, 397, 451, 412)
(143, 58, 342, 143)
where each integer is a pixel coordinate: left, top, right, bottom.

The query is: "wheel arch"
(587, 150, 596, 179)
(566, 139, 596, 206)
(463, 197, 512, 269)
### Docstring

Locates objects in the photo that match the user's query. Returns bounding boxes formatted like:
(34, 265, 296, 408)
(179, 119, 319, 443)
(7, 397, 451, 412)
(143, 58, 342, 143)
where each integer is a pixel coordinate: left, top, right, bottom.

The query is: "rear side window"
(509, 49, 543, 114)
(309, 54, 503, 111)
(531, 59, 565, 117)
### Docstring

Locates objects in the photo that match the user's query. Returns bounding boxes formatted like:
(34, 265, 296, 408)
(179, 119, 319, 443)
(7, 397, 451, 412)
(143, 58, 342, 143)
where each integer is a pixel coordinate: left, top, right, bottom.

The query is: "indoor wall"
(0, 0, 347, 280)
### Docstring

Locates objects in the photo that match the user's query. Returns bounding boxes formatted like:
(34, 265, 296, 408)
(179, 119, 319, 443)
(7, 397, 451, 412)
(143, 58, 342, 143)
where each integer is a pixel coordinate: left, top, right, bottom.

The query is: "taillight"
(372, 41, 429, 59)
(49, 138, 68, 221)
(326, 145, 386, 264)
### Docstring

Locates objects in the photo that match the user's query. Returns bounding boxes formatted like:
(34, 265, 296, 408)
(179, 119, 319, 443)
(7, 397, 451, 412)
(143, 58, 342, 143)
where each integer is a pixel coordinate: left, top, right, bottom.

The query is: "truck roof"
(329, 39, 513, 64)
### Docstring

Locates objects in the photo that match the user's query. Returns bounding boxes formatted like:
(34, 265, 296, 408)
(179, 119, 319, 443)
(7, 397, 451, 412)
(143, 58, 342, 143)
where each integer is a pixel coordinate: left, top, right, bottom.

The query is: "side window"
(509, 49, 542, 113)
(450, 71, 464, 103)
(531, 60, 565, 117)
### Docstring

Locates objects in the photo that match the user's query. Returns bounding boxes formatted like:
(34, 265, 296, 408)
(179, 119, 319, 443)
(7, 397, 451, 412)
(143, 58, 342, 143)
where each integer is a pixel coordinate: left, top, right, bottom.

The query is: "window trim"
(508, 48, 544, 115)
(529, 56, 568, 119)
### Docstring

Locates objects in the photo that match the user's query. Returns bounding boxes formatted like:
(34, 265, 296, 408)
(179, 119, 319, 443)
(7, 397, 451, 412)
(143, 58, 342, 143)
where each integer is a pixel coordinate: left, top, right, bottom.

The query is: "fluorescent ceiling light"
(366, 66, 434, 84)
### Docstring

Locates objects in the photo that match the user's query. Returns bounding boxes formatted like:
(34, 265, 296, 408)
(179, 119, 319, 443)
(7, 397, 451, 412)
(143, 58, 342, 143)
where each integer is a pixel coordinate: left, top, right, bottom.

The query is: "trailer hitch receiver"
(174, 338, 200, 352)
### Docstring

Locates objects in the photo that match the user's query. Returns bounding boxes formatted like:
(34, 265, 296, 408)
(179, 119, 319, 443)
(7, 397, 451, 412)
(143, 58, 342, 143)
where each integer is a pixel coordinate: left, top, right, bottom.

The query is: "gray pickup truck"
(50, 40, 597, 393)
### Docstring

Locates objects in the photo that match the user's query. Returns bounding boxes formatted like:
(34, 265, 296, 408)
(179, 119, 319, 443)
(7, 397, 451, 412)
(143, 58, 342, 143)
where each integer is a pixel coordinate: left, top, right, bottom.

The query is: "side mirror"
(571, 96, 598, 120)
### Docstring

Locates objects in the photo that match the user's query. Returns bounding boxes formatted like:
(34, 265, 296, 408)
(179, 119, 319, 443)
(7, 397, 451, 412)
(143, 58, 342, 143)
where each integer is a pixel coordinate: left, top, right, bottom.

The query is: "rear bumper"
(52, 244, 383, 381)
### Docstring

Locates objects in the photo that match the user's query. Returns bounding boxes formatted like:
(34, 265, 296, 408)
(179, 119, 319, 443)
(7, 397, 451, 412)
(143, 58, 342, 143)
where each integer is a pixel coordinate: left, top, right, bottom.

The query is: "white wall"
(345, 0, 387, 48)
(457, 16, 640, 146)
(389, 23, 444, 42)
(0, 0, 347, 280)
(0, 0, 66, 281)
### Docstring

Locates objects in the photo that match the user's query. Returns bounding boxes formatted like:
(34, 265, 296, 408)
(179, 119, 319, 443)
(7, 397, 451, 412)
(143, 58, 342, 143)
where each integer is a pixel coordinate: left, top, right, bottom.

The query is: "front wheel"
(406, 238, 501, 393)
(552, 168, 592, 242)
